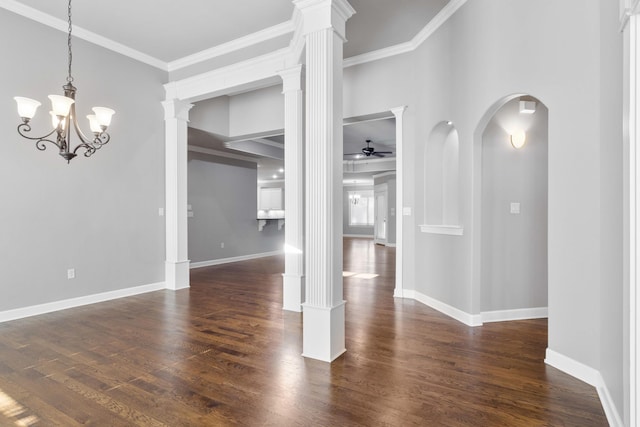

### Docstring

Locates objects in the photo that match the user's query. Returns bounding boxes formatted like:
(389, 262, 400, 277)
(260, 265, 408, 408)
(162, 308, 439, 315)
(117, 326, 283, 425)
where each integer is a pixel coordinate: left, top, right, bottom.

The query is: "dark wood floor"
(0, 238, 606, 426)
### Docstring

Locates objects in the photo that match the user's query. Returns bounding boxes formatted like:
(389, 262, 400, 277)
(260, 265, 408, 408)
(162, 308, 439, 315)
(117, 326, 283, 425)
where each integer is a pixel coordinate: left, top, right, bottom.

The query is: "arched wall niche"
(471, 92, 549, 321)
(480, 95, 549, 314)
(420, 121, 462, 235)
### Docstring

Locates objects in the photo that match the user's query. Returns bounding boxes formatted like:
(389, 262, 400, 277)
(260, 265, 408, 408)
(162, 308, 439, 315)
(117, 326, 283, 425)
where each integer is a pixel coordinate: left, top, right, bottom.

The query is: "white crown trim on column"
(163, 49, 290, 101)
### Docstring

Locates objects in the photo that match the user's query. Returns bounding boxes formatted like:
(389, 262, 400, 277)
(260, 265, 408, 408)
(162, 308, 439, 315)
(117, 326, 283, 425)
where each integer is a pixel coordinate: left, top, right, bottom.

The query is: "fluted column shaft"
(295, 0, 355, 362)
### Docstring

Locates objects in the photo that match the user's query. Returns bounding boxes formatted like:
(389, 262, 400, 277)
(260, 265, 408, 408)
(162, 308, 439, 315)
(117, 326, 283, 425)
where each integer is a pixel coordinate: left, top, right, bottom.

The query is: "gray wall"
(188, 152, 284, 262)
(481, 98, 548, 312)
(229, 85, 284, 137)
(0, 10, 167, 311)
(343, 185, 374, 236)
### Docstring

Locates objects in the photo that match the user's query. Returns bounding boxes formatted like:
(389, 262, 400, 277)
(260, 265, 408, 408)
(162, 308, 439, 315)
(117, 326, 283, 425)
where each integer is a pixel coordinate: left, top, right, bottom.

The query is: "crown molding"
(168, 20, 295, 72)
(2, 0, 466, 77)
(343, 0, 467, 68)
(413, 0, 468, 46)
(0, 0, 167, 70)
(344, 41, 413, 68)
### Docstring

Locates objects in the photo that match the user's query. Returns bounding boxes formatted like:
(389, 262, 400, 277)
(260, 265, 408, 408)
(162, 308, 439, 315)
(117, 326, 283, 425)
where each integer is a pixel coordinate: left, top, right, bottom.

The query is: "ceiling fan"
(346, 139, 393, 158)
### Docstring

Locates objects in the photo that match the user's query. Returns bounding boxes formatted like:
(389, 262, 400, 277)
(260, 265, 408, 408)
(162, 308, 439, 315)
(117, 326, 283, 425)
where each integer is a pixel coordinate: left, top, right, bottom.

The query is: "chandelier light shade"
(14, 0, 115, 163)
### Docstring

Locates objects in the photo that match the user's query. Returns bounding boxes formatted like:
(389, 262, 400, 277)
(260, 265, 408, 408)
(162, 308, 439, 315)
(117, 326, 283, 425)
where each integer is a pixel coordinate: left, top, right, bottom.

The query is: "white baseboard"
(190, 250, 283, 269)
(0, 282, 166, 324)
(545, 348, 601, 386)
(596, 375, 624, 427)
(409, 290, 483, 327)
(481, 307, 548, 323)
(545, 349, 623, 427)
(342, 234, 373, 238)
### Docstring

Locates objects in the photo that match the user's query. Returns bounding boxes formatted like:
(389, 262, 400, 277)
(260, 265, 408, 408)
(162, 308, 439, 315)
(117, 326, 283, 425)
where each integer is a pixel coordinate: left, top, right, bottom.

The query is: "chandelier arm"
(72, 142, 96, 157)
(70, 111, 97, 148)
(16, 123, 62, 151)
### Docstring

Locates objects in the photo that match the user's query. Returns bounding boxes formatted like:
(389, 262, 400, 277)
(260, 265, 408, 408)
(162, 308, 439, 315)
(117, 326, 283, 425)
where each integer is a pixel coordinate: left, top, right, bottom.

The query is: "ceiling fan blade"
(344, 153, 363, 156)
(375, 151, 393, 154)
(372, 153, 386, 157)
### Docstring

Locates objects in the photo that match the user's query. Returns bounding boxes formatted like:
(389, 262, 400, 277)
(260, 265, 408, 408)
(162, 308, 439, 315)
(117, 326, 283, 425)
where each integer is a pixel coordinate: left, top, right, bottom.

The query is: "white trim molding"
(0, 282, 166, 324)
(545, 349, 623, 427)
(164, 49, 290, 102)
(391, 106, 407, 300)
(190, 251, 283, 269)
(405, 290, 483, 327)
(481, 307, 548, 323)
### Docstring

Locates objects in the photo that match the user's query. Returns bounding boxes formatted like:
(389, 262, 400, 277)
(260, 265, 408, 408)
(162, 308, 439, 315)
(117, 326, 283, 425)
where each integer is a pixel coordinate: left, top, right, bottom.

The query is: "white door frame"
(624, 9, 640, 426)
(374, 183, 388, 245)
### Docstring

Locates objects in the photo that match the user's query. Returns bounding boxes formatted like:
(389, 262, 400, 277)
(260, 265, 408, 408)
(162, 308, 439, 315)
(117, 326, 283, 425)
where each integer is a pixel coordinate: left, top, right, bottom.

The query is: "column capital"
(162, 99, 193, 121)
(293, 0, 355, 39)
(390, 105, 408, 118)
(279, 65, 305, 93)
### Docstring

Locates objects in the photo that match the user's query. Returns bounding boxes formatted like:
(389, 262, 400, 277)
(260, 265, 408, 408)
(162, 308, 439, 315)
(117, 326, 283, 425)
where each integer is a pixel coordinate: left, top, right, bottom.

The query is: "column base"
(165, 260, 190, 290)
(302, 301, 346, 362)
(394, 288, 404, 298)
(282, 274, 305, 312)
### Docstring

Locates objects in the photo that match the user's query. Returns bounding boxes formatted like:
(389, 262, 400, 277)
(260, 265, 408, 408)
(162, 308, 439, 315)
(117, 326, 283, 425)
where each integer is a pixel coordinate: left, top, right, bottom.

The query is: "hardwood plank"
(0, 237, 607, 425)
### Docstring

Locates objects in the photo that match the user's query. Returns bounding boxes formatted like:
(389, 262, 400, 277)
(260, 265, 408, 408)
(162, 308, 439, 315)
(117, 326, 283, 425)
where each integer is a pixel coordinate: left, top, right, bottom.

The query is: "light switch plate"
(403, 207, 412, 216)
(510, 202, 521, 214)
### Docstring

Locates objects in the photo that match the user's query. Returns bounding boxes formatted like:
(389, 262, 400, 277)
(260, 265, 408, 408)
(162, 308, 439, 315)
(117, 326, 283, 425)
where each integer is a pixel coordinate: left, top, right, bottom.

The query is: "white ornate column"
(279, 65, 305, 312)
(162, 99, 193, 290)
(294, 0, 355, 362)
(391, 106, 407, 298)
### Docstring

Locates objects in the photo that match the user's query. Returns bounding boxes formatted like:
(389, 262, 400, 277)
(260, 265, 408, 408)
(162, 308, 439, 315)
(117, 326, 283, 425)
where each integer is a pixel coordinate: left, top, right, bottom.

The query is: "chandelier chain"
(67, 0, 73, 83)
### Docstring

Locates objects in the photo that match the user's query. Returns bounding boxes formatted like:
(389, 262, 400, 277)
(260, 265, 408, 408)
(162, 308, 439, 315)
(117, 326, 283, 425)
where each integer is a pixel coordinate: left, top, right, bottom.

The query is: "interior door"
(374, 184, 388, 245)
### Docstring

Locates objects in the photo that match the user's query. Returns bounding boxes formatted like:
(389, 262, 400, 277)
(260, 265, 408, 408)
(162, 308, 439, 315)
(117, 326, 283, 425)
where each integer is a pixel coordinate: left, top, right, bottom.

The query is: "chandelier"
(14, 0, 115, 163)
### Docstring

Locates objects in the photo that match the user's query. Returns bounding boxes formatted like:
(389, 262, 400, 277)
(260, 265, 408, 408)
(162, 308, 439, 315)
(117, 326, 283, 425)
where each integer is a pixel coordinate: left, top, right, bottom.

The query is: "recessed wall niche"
(420, 121, 462, 235)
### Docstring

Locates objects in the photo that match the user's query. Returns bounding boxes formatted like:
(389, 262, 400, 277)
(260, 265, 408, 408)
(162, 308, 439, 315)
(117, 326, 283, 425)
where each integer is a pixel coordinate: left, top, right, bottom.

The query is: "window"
(348, 190, 374, 226)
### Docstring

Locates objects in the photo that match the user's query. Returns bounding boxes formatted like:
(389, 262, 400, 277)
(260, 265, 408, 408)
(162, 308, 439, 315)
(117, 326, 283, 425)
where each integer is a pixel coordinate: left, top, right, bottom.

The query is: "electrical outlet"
(221, 242, 225, 248)
(158, 207, 165, 216)
(67, 268, 75, 279)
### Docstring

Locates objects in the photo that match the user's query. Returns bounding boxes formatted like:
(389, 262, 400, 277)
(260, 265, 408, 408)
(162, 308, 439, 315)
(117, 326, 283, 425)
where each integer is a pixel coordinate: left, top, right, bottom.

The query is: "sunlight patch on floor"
(0, 388, 39, 426)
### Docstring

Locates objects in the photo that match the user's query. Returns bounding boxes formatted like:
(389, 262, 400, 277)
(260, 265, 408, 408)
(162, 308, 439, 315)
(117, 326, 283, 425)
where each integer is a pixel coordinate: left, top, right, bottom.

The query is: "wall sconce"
(510, 130, 526, 149)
